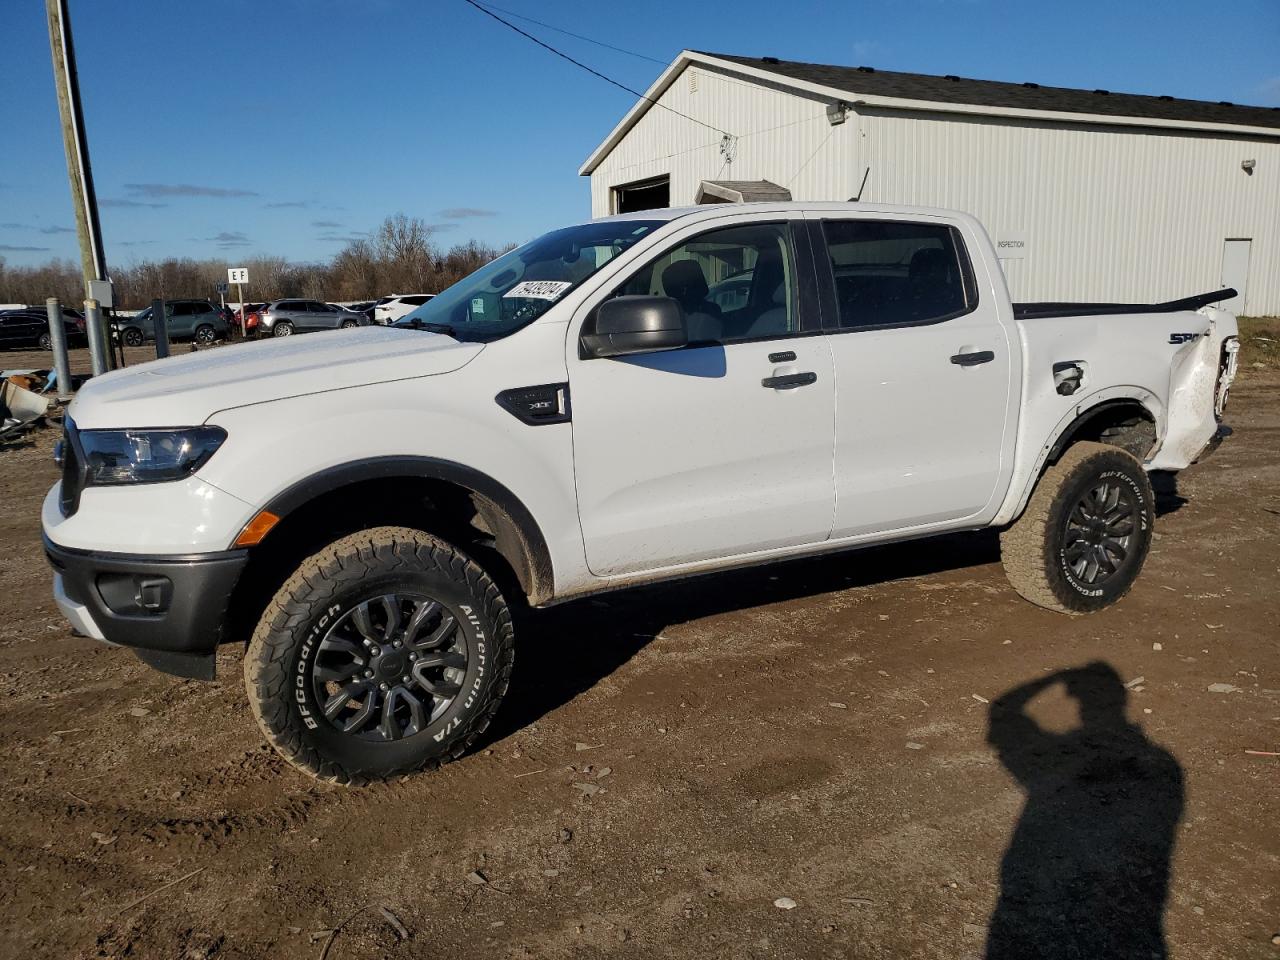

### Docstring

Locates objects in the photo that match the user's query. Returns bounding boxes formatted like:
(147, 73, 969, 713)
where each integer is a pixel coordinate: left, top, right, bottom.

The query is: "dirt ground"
(1, 343, 1278, 959)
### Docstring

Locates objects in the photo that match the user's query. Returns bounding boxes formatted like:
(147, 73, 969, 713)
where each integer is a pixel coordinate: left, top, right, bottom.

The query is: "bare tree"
(0, 215, 508, 308)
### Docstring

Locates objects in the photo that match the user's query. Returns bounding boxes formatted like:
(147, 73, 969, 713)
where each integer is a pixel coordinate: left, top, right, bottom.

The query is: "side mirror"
(581, 295, 688, 359)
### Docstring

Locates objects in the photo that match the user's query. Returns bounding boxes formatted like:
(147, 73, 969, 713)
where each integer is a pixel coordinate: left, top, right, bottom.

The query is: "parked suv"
(43, 203, 1240, 785)
(373, 294, 434, 325)
(259, 300, 368, 337)
(113, 300, 227, 346)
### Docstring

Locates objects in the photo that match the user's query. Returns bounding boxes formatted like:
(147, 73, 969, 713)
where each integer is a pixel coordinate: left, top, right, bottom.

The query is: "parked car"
(113, 300, 228, 346)
(707, 269, 754, 313)
(0, 308, 85, 351)
(43, 202, 1240, 784)
(257, 299, 368, 337)
(373, 294, 434, 325)
(60, 307, 87, 334)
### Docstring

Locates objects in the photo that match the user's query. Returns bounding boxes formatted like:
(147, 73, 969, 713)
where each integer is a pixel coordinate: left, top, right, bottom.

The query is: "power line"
(605, 113, 827, 177)
(471, 1, 668, 65)
(787, 126, 836, 188)
(458, 0, 732, 138)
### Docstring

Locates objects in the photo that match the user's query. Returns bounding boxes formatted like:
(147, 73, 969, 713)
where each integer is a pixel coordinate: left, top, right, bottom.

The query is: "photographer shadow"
(986, 662, 1184, 960)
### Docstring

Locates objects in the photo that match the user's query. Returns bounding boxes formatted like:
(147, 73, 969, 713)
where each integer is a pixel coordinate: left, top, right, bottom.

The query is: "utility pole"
(46, 0, 114, 369)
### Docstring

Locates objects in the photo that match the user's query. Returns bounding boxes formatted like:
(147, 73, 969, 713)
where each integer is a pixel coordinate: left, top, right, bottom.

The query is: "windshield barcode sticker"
(503, 280, 573, 300)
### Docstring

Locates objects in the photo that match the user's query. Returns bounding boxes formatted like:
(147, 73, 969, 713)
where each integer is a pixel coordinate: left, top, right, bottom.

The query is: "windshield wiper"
(397, 318, 457, 337)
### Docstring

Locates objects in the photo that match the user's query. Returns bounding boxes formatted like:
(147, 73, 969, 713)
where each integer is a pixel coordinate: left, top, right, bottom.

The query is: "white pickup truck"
(42, 203, 1239, 784)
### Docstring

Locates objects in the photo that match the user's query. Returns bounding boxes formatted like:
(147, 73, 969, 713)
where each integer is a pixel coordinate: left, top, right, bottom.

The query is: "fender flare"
(1000, 388, 1162, 525)
(249, 456, 554, 603)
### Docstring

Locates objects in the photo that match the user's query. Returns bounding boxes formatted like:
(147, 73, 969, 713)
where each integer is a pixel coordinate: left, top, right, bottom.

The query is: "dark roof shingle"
(699, 52, 1280, 131)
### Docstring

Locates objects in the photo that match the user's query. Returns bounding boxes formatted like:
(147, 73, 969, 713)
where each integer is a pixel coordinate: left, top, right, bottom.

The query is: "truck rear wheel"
(244, 526, 514, 784)
(1000, 441, 1154, 614)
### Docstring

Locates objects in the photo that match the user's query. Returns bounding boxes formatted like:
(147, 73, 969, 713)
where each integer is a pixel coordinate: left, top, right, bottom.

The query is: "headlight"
(79, 426, 226, 485)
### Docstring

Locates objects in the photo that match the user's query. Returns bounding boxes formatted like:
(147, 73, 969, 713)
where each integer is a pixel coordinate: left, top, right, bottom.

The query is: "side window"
(821, 220, 976, 329)
(280, 301, 303, 311)
(612, 222, 798, 345)
(171, 302, 197, 316)
(402, 295, 429, 306)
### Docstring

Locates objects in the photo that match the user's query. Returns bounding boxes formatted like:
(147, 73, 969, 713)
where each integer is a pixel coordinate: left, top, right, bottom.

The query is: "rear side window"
(821, 221, 976, 329)
(171, 302, 198, 316)
(402, 295, 430, 306)
(279, 301, 303, 311)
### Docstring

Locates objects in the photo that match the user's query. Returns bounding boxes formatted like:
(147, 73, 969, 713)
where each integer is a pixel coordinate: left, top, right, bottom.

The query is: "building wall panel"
(589, 66, 1280, 313)
(590, 66, 858, 216)
(859, 109, 1279, 311)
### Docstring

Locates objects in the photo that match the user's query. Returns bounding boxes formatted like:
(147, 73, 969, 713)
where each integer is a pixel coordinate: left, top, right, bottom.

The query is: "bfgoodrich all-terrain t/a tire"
(244, 527, 514, 785)
(1000, 441, 1155, 615)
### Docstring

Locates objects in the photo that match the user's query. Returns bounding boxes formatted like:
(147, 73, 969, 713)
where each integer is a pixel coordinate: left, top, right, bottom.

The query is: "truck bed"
(1013, 287, 1236, 321)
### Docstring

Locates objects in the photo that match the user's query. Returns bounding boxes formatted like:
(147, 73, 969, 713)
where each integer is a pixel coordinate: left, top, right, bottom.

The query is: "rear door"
(277, 301, 305, 328)
(568, 215, 836, 577)
(304, 301, 335, 329)
(811, 214, 1015, 538)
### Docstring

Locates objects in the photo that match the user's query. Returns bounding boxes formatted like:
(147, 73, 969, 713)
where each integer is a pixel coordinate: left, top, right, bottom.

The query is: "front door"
(812, 215, 1015, 538)
(166, 301, 196, 338)
(569, 218, 836, 577)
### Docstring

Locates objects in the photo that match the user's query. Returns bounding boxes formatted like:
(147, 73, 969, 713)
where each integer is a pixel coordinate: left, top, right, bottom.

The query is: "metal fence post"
(45, 297, 74, 402)
(83, 297, 107, 375)
(151, 297, 170, 359)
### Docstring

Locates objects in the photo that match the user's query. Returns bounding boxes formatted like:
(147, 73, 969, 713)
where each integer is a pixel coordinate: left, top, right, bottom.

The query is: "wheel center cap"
(378, 653, 407, 679)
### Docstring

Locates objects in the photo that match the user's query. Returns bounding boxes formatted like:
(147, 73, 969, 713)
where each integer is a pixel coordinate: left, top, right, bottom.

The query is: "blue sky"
(2, 0, 1277, 269)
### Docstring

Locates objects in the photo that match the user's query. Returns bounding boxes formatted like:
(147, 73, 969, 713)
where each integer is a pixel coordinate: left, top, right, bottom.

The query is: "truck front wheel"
(1000, 441, 1154, 614)
(244, 527, 514, 784)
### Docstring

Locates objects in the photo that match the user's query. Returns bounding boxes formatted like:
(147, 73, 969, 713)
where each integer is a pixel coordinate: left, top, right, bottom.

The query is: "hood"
(69, 327, 483, 428)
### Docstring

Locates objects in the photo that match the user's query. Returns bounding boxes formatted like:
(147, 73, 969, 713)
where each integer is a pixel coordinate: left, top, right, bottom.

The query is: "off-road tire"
(244, 527, 514, 785)
(1000, 441, 1154, 614)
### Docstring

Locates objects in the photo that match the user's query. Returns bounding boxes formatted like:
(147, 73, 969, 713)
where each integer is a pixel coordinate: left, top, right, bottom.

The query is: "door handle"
(950, 350, 995, 366)
(761, 371, 817, 389)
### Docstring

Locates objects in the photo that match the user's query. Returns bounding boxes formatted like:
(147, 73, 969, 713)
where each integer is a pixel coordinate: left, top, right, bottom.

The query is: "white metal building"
(581, 52, 1280, 314)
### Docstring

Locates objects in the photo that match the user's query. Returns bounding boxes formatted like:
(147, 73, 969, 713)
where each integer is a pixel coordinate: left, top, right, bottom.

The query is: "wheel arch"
(1001, 393, 1160, 526)
(223, 457, 554, 644)
(1045, 397, 1158, 464)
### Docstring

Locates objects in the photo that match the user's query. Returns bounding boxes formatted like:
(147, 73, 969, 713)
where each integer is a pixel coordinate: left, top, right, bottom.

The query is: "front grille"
(59, 417, 86, 517)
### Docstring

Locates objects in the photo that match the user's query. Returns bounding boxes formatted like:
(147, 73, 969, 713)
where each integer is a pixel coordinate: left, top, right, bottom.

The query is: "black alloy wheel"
(1060, 479, 1137, 589)
(310, 594, 468, 741)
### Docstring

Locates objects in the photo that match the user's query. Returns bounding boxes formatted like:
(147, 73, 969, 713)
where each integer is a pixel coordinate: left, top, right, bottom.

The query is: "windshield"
(394, 219, 663, 342)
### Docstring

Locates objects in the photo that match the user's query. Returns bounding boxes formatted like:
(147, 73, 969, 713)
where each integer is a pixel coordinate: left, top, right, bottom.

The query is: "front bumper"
(44, 536, 247, 680)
